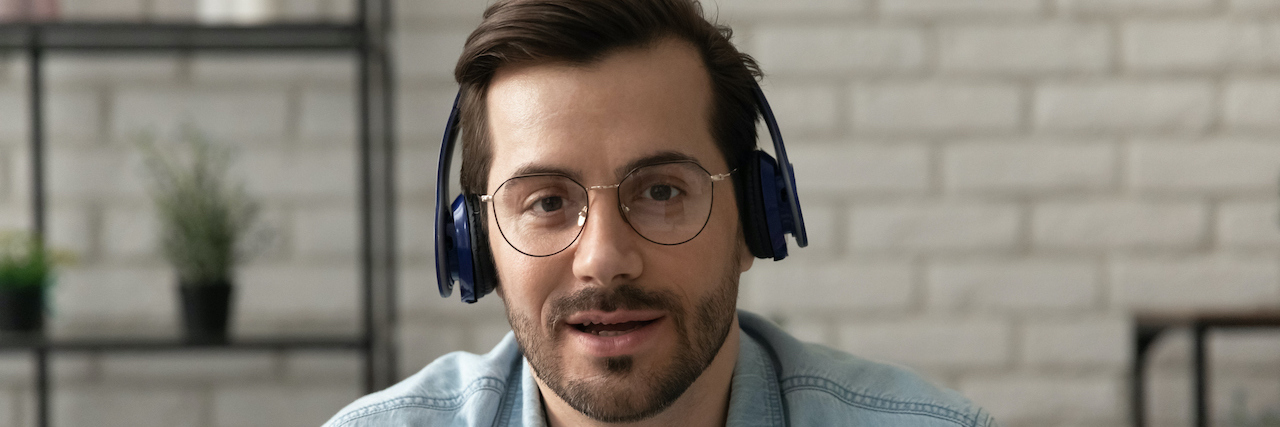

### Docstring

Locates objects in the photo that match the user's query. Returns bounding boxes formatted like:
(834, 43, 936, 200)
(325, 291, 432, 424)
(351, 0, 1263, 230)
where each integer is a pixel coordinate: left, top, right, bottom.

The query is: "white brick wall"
(8, 0, 1280, 425)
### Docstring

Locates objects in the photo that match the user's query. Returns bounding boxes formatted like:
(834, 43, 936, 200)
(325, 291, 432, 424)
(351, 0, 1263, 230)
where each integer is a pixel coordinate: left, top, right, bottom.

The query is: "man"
(327, 0, 997, 426)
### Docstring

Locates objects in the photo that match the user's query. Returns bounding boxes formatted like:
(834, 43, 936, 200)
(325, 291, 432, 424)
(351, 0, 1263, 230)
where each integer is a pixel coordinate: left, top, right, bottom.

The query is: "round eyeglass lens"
(618, 162, 716, 245)
(491, 174, 589, 256)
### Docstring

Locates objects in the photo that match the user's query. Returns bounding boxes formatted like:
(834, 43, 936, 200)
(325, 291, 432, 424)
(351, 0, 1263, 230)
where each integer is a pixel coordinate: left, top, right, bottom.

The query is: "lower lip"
(567, 317, 665, 358)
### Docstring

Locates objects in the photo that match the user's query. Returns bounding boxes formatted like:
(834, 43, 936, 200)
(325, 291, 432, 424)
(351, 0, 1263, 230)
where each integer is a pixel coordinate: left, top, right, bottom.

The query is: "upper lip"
(564, 310, 664, 326)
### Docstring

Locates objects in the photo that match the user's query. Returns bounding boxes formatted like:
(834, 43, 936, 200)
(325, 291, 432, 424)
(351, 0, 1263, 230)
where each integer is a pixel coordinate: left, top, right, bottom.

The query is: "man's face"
(483, 38, 753, 422)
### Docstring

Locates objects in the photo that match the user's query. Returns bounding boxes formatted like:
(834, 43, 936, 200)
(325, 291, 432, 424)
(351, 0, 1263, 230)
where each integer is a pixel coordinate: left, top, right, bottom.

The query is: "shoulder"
(738, 311, 999, 427)
(323, 333, 522, 427)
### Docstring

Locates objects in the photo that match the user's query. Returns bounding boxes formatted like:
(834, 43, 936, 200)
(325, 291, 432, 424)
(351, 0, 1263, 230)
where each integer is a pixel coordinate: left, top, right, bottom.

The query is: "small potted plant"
(139, 128, 262, 342)
(0, 231, 68, 333)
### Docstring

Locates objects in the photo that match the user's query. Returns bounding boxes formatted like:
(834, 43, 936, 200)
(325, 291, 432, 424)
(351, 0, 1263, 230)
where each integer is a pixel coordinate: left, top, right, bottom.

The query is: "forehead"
(483, 38, 721, 187)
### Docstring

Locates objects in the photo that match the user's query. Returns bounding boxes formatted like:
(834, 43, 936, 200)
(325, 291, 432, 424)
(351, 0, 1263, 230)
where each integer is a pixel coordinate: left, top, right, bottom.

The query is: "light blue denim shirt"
(325, 311, 998, 427)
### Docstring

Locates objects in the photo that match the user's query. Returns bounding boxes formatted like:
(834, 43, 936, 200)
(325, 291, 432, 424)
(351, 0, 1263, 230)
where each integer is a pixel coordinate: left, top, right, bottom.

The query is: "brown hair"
(454, 0, 762, 197)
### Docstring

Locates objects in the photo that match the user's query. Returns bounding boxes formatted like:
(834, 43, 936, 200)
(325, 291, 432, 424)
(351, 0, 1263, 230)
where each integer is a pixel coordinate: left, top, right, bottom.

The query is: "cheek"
(490, 230, 561, 318)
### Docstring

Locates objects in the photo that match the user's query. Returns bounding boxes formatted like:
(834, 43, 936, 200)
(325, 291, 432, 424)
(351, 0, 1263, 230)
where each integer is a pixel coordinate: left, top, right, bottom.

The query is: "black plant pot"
(179, 281, 233, 342)
(0, 287, 44, 333)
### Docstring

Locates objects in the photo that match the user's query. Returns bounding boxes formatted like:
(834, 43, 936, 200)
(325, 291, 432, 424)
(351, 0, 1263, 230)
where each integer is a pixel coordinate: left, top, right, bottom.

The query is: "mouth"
(562, 310, 666, 357)
(571, 319, 659, 337)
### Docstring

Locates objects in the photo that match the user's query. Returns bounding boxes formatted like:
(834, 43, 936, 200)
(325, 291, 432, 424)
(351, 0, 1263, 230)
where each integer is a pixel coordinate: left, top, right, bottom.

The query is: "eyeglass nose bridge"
(577, 183, 627, 228)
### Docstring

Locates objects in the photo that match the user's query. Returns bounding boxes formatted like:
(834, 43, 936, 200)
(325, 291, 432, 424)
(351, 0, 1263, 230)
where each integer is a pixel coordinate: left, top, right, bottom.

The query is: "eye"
(642, 184, 681, 202)
(534, 196, 564, 213)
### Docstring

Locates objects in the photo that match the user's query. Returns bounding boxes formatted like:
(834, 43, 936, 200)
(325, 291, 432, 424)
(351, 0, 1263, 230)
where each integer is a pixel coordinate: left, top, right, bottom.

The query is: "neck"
(537, 315, 740, 427)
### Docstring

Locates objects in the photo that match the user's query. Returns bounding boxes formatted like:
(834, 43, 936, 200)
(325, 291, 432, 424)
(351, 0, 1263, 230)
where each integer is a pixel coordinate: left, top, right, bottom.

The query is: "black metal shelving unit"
(0, 1, 398, 426)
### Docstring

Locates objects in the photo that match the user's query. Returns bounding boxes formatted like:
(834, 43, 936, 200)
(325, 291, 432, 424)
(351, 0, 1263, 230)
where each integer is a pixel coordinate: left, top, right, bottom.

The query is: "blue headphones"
(435, 82, 808, 303)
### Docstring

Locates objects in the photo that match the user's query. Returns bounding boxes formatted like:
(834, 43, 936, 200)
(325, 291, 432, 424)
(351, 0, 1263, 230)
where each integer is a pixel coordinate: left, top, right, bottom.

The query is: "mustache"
(546, 283, 680, 327)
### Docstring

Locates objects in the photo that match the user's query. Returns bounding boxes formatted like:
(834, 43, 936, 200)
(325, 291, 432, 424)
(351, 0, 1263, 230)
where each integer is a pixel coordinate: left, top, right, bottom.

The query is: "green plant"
(139, 127, 262, 286)
(0, 231, 67, 289)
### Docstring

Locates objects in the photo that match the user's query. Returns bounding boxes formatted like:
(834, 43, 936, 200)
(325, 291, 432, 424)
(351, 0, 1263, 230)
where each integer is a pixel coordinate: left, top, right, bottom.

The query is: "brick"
(396, 29, 472, 80)
(927, 259, 1099, 311)
(238, 264, 360, 325)
(1217, 201, 1280, 248)
(837, 317, 1011, 369)
(852, 83, 1021, 134)
(396, 84, 459, 141)
(58, 0, 147, 20)
(1032, 201, 1206, 249)
(1231, 0, 1280, 12)
(1034, 82, 1214, 133)
(1059, 0, 1215, 14)
(939, 24, 1110, 74)
(851, 203, 1021, 251)
(113, 87, 290, 141)
(0, 88, 28, 141)
(1124, 21, 1280, 71)
(150, 0, 197, 20)
(101, 205, 159, 259)
(299, 87, 358, 143)
(51, 266, 176, 333)
(191, 55, 354, 83)
(45, 55, 181, 84)
(1224, 80, 1280, 130)
(742, 259, 914, 313)
(763, 83, 842, 134)
(45, 148, 146, 200)
(236, 147, 357, 198)
(396, 203, 433, 260)
(1022, 316, 1131, 367)
(212, 384, 362, 427)
(880, 0, 1043, 18)
(394, 0, 491, 22)
(944, 141, 1116, 192)
(292, 206, 357, 259)
(714, 0, 868, 16)
(1130, 140, 1280, 192)
(960, 374, 1124, 424)
(398, 322, 467, 376)
(396, 146, 442, 196)
(100, 352, 275, 381)
(286, 353, 361, 384)
(789, 144, 930, 195)
(1111, 256, 1280, 310)
(54, 385, 203, 427)
(471, 320, 514, 354)
(47, 90, 102, 142)
(46, 207, 92, 256)
(776, 316, 835, 346)
(753, 26, 926, 75)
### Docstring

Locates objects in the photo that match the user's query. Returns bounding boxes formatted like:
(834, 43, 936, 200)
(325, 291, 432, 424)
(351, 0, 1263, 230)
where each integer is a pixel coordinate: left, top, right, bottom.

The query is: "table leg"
(1193, 322, 1208, 427)
(35, 347, 48, 427)
(1133, 325, 1165, 427)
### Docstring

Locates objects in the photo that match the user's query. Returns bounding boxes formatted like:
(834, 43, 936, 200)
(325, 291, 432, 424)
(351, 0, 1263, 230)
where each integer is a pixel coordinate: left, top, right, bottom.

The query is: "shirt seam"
(780, 376, 978, 426)
(328, 377, 506, 426)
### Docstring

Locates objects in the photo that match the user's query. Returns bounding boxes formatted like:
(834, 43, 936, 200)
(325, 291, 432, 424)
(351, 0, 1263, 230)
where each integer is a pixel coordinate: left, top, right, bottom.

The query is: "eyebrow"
(507, 150, 701, 183)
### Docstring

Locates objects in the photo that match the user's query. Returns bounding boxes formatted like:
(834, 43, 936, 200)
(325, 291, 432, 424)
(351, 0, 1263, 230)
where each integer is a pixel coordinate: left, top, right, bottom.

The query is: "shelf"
(0, 22, 363, 51)
(0, 334, 367, 352)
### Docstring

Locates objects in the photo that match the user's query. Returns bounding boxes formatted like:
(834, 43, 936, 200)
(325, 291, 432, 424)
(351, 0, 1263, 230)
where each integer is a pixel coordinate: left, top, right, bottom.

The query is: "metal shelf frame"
(0, 1, 398, 426)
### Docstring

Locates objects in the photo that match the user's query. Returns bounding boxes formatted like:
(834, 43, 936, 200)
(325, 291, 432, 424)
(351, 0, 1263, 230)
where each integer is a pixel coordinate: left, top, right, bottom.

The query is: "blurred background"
(0, 0, 1277, 426)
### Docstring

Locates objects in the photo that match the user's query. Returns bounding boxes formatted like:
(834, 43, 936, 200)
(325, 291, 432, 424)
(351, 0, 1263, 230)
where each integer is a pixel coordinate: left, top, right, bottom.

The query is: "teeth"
(593, 330, 626, 337)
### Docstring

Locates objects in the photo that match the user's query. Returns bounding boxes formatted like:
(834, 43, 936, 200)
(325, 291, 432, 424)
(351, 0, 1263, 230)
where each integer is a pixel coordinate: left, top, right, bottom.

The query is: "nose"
(571, 193, 643, 286)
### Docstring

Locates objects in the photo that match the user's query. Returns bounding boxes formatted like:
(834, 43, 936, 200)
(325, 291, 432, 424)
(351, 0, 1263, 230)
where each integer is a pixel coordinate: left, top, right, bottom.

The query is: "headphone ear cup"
(736, 150, 774, 259)
(450, 195, 478, 302)
(465, 195, 498, 301)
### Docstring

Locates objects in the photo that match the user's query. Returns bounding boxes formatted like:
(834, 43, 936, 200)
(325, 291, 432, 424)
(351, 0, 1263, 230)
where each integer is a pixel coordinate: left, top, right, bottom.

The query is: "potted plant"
(0, 231, 68, 333)
(139, 128, 262, 342)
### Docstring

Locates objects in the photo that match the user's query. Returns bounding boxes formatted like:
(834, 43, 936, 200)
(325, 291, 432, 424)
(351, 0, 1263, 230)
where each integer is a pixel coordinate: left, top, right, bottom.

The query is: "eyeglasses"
(479, 161, 734, 257)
